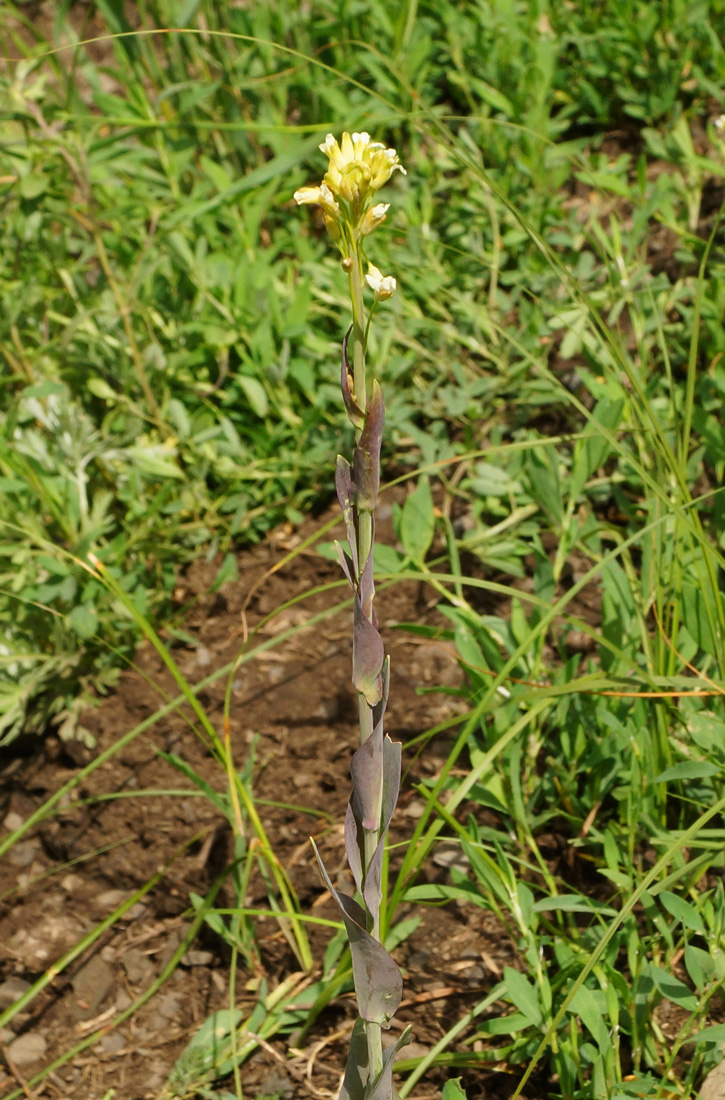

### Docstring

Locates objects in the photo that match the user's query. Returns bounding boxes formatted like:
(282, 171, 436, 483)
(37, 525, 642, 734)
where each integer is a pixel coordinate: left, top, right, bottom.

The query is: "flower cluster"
(318, 132, 405, 205)
(294, 131, 404, 300)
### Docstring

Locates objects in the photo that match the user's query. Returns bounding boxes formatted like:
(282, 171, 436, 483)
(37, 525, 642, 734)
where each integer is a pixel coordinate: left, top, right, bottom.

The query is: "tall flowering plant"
(295, 134, 410, 1100)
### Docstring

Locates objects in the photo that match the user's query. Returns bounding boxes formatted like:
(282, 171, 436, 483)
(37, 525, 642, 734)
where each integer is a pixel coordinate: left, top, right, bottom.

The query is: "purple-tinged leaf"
(336, 455, 358, 577)
(371, 656, 390, 732)
(339, 1018, 368, 1100)
(362, 838, 384, 933)
(351, 724, 384, 831)
(361, 738, 402, 926)
(347, 726, 402, 935)
(353, 598, 384, 706)
(312, 842, 403, 1026)
(358, 536, 376, 622)
(350, 662, 394, 831)
(353, 381, 384, 512)
(336, 540, 356, 590)
(341, 327, 366, 430)
(379, 737, 401, 836)
(345, 800, 364, 898)
(366, 1027, 412, 1100)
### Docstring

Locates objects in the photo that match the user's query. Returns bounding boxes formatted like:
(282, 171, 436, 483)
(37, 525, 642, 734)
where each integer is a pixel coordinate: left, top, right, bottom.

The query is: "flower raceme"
(319, 132, 405, 205)
(294, 131, 404, 300)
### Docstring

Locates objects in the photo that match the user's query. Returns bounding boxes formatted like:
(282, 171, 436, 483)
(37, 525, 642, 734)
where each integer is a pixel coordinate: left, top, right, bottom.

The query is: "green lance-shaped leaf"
(312, 842, 403, 1027)
(336, 455, 359, 579)
(341, 326, 366, 431)
(353, 594, 384, 706)
(339, 1019, 412, 1100)
(353, 381, 384, 512)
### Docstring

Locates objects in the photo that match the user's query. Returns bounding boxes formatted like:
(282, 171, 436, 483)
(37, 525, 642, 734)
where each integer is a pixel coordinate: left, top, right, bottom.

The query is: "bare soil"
(0, 497, 531, 1100)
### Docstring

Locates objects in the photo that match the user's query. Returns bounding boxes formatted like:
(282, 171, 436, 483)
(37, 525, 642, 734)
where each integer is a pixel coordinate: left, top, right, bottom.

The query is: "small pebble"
(61, 873, 85, 894)
(195, 645, 212, 668)
(8, 841, 40, 868)
(7, 1032, 46, 1066)
(122, 948, 155, 985)
(0, 978, 31, 1008)
(258, 1068, 292, 1097)
(95, 889, 128, 911)
(183, 950, 214, 967)
(72, 956, 114, 1014)
(99, 1032, 125, 1054)
(153, 992, 181, 1020)
(404, 799, 426, 819)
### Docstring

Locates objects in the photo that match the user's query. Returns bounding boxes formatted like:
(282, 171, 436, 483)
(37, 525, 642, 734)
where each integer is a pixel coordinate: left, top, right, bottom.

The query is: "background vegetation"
(3, 0, 725, 1097)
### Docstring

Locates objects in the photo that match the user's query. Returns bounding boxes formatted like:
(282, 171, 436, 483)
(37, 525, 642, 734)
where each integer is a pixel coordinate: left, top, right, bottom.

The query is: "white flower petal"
(294, 186, 322, 205)
(365, 263, 396, 300)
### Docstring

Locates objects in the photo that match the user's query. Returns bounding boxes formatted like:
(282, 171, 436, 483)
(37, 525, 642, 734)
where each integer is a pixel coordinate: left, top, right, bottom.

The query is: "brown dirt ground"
(0, 496, 536, 1100)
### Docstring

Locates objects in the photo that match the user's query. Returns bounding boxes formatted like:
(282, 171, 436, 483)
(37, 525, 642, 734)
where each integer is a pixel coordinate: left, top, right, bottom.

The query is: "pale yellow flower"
(319, 132, 405, 205)
(293, 182, 340, 220)
(360, 203, 389, 236)
(365, 263, 396, 301)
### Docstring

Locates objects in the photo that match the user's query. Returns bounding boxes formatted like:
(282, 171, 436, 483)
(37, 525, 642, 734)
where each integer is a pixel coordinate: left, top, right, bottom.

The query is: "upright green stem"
(348, 241, 367, 417)
(348, 236, 385, 1085)
(349, 239, 375, 745)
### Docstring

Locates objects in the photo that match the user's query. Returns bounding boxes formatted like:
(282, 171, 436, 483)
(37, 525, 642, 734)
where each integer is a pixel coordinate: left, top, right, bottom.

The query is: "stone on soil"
(7, 1031, 46, 1065)
(0, 977, 31, 1008)
(72, 955, 114, 1014)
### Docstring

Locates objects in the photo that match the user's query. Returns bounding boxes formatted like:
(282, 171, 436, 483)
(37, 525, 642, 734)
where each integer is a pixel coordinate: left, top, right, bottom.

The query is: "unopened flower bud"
(324, 214, 341, 241)
(361, 203, 390, 236)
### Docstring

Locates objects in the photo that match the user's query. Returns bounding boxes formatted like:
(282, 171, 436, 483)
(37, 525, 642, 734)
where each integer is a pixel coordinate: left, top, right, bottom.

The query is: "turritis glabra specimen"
(295, 132, 410, 1100)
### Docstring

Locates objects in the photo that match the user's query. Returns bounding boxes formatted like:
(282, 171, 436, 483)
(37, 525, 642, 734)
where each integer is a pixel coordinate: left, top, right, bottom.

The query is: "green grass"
(3, 0, 725, 1097)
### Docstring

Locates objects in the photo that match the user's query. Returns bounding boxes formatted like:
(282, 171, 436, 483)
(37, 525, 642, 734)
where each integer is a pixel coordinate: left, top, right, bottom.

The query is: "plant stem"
(348, 243, 367, 420)
(349, 242, 376, 733)
(366, 1019, 384, 1083)
(347, 236, 385, 1087)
